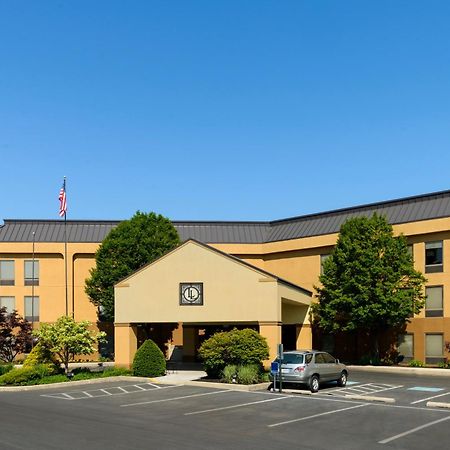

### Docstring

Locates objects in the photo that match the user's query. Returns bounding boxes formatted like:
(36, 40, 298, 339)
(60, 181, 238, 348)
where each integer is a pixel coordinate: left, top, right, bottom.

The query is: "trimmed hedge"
(198, 328, 269, 378)
(132, 339, 166, 377)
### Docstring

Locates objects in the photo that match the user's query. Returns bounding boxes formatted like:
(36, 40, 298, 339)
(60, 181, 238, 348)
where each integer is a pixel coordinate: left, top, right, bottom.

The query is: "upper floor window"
(24, 296, 39, 322)
(425, 286, 443, 317)
(24, 260, 39, 286)
(407, 244, 414, 261)
(425, 241, 443, 273)
(320, 254, 331, 275)
(0, 296, 15, 314)
(0, 260, 15, 285)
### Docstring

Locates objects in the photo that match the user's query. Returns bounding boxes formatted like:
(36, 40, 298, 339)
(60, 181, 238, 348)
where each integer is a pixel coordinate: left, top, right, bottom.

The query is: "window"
(0, 296, 15, 314)
(398, 334, 414, 361)
(322, 353, 336, 363)
(24, 260, 39, 286)
(407, 244, 414, 261)
(24, 296, 39, 322)
(0, 260, 14, 285)
(425, 241, 443, 273)
(315, 353, 326, 364)
(320, 254, 331, 274)
(425, 334, 444, 364)
(425, 286, 443, 317)
(280, 354, 304, 364)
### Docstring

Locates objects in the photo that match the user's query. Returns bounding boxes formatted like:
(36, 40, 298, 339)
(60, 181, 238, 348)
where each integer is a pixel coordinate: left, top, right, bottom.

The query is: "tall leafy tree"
(0, 308, 33, 363)
(34, 316, 106, 373)
(85, 211, 180, 321)
(312, 214, 426, 356)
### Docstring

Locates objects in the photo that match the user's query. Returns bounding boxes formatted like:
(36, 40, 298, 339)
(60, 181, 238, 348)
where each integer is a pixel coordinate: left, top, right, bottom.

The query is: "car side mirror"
(336, 359, 339, 364)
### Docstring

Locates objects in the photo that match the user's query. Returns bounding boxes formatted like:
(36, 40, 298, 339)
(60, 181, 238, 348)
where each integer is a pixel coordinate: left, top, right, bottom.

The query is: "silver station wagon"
(270, 350, 348, 393)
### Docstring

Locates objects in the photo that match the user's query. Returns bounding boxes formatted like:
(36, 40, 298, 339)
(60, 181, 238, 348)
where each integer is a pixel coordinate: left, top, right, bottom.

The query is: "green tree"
(85, 211, 180, 321)
(312, 214, 426, 357)
(33, 316, 106, 373)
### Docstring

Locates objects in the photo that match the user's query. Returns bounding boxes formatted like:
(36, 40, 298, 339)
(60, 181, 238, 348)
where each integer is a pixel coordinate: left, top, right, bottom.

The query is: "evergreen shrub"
(132, 339, 166, 377)
(198, 328, 269, 378)
(23, 342, 60, 373)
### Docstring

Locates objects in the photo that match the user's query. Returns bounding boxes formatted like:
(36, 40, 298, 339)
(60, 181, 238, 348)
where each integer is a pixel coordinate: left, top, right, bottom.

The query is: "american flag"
(59, 179, 67, 217)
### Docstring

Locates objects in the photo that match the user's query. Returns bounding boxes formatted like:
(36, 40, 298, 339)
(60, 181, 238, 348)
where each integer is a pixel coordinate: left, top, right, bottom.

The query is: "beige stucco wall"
(115, 241, 310, 325)
(0, 242, 98, 323)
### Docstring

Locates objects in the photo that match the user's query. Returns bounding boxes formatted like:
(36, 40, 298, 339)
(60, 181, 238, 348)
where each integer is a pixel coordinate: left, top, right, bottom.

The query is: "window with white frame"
(425, 286, 444, 317)
(425, 333, 444, 364)
(24, 260, 39, 286)
(0, 260, 15, 285)
(24, 296, 39, 322)
(0, 296, 15, 314)
(425, 241, 443, 273)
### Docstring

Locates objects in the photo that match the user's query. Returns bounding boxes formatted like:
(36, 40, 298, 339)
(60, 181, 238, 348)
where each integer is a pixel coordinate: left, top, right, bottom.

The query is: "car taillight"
(294, 366, 305, 373)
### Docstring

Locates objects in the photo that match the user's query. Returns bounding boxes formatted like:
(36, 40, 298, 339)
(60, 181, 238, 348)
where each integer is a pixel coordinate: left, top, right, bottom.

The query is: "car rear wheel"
(309, 375, 320, 393)
(337, 371, 347, 387)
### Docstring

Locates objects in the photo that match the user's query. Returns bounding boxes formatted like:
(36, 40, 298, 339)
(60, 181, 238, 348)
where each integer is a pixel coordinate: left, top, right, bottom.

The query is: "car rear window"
(281, 354, 304, 364)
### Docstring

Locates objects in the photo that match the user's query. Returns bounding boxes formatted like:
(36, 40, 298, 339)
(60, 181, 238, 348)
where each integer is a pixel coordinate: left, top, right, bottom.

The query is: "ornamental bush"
(237, 364, 261, 385)
(23, 342, 60, 373)
(132, 339, 166, 377)
(0, 364, 54, 386)
(198, 328, 269, 378)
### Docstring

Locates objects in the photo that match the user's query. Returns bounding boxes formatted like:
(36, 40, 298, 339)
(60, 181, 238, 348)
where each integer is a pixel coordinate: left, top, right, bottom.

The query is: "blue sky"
(1, 1, 450, 221)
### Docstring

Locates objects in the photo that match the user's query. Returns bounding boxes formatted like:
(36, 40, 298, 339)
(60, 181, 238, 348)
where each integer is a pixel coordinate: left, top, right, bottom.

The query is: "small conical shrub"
(132, 339, 166, 377)
(23, 342, 60, 374)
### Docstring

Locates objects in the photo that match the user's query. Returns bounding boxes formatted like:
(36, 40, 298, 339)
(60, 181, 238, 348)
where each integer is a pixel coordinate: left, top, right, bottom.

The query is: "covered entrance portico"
(114, 240, 312, 368)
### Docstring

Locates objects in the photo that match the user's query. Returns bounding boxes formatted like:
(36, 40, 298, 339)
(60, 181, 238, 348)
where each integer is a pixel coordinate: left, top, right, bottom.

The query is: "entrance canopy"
(115, 239, 312, 325)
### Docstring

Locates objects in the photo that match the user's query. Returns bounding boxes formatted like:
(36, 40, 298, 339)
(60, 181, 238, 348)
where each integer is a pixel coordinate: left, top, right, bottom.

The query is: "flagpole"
(63, 177, 68, 317)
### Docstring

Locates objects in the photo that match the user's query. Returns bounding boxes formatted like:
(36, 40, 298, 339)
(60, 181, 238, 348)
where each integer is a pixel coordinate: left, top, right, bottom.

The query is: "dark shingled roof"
(1, 189, 450, 244)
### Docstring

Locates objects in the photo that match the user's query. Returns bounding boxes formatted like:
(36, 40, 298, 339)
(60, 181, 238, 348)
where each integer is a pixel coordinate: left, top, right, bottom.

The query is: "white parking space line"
(120, 389, 231, 408)
(325, 383, 403, 398)
(410, 391, 450, 405)
(268, 403, 369, 428)
(185, 395, 290, 416)
(378, 415, 450, 444)
(40, 383, 179, 401)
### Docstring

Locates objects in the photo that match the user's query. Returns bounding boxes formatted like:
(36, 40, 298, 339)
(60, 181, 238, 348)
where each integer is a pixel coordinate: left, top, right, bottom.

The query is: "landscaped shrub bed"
(198, 328, 269, 381)
(0, 363, 14, 376)
(0, 366, 132, 386)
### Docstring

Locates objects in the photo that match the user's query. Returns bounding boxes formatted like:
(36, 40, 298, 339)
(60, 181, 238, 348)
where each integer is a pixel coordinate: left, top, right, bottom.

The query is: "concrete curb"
(280, 388, 395, 403)
(342, 394, 395, 403)
(427, 401, 450, 409)
(182, 380, 270, 392)
(348, 365, 450, 377)
(0, 375, 153, 392)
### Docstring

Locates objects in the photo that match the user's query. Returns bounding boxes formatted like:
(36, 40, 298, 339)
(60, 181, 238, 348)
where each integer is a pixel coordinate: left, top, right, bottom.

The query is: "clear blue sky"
(1, 1, 450, 221)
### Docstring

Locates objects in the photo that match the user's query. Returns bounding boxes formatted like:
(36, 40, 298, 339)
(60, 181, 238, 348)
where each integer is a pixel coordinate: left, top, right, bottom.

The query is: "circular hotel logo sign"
(180, 283, 203, 305)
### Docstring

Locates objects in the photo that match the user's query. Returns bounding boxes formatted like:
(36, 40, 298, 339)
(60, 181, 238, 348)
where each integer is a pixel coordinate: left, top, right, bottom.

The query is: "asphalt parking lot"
(0, 370, 449, 450)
